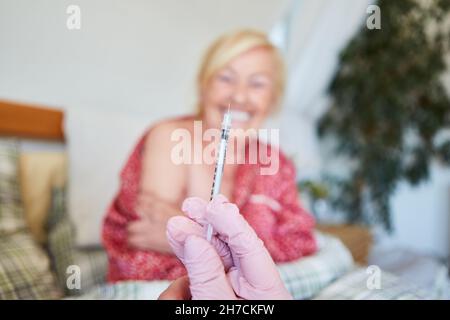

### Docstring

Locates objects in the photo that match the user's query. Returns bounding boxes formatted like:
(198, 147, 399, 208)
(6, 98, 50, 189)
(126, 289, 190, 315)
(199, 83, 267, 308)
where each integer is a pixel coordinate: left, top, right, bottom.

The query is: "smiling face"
(200, 47, 278, 132)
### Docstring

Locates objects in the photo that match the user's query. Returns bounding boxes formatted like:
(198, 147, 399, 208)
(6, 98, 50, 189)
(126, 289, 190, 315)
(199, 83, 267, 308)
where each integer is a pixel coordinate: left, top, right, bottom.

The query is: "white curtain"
(269, 0, 373, 180)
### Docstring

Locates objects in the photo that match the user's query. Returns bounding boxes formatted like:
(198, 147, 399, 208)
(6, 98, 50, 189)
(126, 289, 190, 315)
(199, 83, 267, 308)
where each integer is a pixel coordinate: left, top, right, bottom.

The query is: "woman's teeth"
(229, 110, 251, 122)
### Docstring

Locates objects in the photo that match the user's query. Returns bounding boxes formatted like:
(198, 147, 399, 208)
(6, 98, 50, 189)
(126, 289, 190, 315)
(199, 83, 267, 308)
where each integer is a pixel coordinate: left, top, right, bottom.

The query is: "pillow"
(47, 186, 107, 296)
(19, 152, 67, 244)
(0, 139, 27, 235)
(65, 107, 152, 246)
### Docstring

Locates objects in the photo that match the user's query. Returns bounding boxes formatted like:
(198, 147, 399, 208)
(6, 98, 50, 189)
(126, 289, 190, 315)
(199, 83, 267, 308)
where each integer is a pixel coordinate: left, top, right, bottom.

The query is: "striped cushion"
(0, 139, 26, 235)
(47, 187, 107, 296)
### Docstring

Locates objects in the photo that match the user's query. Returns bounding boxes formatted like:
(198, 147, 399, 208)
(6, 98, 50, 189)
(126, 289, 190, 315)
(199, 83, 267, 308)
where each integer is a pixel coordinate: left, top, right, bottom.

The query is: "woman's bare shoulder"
(145, 116, 194, 143)
(140, 117, 192, 200)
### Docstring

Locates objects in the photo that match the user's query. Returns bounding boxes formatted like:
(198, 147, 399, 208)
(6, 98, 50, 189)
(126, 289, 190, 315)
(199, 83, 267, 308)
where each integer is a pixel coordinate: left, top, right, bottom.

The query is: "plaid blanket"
(74, 268, 433, 300)
(72, 233, 433, 300)
(278, 231, 354, 299)
(0, 232, 62, 299)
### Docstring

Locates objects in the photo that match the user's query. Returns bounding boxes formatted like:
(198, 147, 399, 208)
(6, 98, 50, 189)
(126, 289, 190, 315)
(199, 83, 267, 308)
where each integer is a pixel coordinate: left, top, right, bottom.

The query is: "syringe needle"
(206, 103, 232, 242)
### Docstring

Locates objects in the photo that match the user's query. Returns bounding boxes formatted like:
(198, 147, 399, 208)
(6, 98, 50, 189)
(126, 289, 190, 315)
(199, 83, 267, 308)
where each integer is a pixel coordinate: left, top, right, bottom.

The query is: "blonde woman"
(102, 29, 317, 282)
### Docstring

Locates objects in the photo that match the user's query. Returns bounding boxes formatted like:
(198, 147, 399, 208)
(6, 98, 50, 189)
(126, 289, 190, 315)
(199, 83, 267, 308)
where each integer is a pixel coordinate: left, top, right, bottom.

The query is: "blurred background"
(0, 0, 449, 299)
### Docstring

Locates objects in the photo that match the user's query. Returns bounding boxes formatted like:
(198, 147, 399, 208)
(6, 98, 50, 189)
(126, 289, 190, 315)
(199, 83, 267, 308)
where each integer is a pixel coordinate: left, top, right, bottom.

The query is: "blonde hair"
(196, 29, 285, 115)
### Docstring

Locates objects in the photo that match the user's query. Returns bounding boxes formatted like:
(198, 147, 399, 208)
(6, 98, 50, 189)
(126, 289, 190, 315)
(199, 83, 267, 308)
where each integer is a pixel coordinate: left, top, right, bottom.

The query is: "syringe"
(206, 105, 232, 242)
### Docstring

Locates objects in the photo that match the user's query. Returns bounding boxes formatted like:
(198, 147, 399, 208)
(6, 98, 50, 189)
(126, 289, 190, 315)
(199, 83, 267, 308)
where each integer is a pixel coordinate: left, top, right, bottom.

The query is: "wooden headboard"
(0, 99, 64, 141)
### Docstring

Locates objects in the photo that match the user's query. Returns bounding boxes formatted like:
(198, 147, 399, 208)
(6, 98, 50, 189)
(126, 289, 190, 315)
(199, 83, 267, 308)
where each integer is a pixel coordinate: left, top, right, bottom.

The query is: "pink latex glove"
(164, 194, 292, 300)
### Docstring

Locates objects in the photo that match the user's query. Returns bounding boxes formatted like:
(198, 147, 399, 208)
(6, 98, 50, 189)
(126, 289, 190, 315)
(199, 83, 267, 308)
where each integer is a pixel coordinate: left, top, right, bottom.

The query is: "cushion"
(19, 152, 67, 244)
(65, 107, 151, 246)
(0, 139, 26, 235)
(316, 224, 372, 264)
(47, 187, 107, 296)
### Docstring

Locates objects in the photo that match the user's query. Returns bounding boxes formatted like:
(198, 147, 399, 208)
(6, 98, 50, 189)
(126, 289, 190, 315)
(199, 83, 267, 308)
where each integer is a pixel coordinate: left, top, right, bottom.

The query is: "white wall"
(0, 0, 286, 118)
(387, 163, 450, 258)
(0, 0, 289, 245)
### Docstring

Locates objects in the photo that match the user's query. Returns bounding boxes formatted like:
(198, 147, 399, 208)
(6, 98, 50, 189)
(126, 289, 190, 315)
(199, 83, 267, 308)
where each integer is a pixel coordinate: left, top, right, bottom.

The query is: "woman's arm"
(140, 121, 187, 206)
(127, 191, 183, 253)
(102, 198, 185, 281)
(102, 123, 189, 281)
(129, 121, 187, 253)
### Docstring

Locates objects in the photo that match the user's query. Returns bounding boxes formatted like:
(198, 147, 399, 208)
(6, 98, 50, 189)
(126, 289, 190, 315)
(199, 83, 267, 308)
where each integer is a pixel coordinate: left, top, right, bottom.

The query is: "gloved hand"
(159, 194, 292, 300)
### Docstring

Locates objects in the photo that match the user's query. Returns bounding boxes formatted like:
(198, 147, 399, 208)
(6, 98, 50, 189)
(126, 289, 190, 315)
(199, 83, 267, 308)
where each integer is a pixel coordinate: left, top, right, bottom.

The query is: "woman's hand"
(127, 191, 182, 252)
(159, 194, 292, 300)
(135, 191, 182, 222)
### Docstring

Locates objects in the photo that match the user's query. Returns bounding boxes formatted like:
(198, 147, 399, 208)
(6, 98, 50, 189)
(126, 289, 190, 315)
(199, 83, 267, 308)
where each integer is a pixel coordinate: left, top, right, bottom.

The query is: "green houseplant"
(317, 0, 450, 230)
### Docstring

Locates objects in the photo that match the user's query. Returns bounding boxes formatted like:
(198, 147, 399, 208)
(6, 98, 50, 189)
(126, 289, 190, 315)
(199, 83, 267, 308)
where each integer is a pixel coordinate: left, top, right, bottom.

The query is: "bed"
(0, 99, 431, 300)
